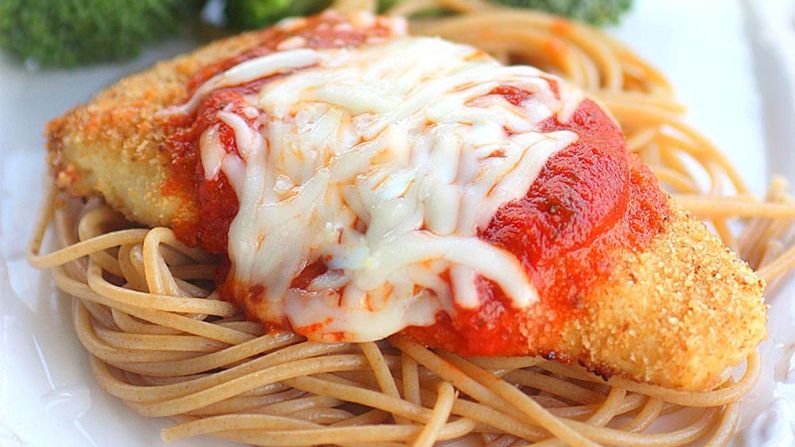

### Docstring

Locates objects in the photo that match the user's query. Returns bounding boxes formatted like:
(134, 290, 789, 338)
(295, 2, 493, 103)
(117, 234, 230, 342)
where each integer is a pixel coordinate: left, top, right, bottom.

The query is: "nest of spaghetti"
(26, 183, 792, 447)
(28, 2, 795, 446)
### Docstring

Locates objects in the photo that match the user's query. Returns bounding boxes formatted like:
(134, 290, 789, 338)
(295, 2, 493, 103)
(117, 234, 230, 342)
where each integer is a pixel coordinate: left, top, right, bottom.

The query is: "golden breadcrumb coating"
(46, 29, 271, 228)
(563, 204, 765, 390)
(45, 16, 766, 391)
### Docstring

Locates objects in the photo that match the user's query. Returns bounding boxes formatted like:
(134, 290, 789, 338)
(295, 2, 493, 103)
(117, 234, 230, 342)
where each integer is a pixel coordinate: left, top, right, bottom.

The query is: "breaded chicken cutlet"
(46, 11, 766, 391)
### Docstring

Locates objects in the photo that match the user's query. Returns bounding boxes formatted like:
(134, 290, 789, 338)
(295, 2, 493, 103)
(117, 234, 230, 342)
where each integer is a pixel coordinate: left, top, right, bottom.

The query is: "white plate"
(1, 1, 794, 445)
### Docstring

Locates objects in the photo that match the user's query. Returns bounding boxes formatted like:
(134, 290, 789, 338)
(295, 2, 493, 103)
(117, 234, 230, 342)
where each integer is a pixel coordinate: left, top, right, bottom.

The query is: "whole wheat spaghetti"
(29, 1, 795, 446)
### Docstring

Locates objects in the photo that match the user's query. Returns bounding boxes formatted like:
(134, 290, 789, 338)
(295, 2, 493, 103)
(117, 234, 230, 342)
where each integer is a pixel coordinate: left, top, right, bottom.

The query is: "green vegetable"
(0, 0, 197, 68)
(225, 0, 331, 30)
(496, 0, 633, 25)
(377, 0, 399, 12)
(377, 0, 449, 18)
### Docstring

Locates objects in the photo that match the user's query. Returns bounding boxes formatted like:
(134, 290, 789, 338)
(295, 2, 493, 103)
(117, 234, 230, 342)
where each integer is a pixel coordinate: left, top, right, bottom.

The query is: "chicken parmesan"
(46, 10, 765, 392)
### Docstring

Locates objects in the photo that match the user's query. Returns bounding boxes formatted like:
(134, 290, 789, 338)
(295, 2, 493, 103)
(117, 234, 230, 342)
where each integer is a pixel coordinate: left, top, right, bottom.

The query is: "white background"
(1, 0, 794, 445)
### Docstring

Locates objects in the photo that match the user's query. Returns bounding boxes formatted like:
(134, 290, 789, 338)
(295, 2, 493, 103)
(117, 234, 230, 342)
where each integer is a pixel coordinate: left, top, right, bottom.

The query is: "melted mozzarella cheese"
(190, 34, 582, 341)
(167, 49, 320, 116)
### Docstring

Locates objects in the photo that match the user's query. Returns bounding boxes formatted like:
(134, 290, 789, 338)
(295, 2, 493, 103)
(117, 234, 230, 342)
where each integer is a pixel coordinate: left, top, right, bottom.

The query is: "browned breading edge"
(45, 28, 273, 230)
(563, 204, 766, 391)
(43, 24, 767, 392)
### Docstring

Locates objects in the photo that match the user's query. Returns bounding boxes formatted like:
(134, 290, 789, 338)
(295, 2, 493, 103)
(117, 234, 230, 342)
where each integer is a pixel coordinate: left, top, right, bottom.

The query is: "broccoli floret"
(0, 0, 197, 68)
(377, 0, 400, 12)
(376, 0, 448, 17)
(496, 0, 633, 25)
(225, 0, 332, 30)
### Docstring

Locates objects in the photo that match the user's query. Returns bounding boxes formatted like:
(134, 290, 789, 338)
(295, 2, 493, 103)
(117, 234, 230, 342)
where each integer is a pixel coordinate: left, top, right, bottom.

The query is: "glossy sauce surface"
(166, 13, 398, 253)
(163, 16, 669, 355)
(405, 100, 668, 356)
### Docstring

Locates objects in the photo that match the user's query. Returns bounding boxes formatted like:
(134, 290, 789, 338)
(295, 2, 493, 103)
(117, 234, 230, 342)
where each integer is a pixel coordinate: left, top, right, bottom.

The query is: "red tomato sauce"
(405, 100, 669, 356)
(162, 16, 670, 356)
(165, 13, 398, 253)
